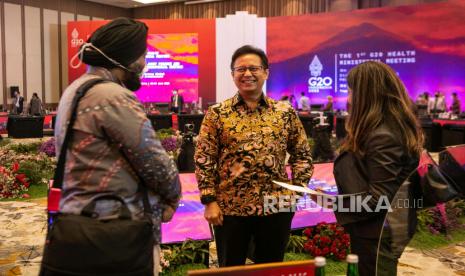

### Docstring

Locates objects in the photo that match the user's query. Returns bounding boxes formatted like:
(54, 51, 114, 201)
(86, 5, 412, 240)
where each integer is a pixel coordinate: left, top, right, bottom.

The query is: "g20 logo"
(71, 38, 84, 48)
(308, 77, 333, 87)
(308, 55, 333, 93)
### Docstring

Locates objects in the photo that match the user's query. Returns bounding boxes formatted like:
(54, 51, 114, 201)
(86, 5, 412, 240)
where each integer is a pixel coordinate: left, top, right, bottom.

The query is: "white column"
(25, 6, 42, 100)
(215, 11, 267, 103)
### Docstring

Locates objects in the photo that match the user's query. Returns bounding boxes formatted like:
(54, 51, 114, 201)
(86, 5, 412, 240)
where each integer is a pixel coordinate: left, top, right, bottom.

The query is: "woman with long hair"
(334, 61, 424, 276)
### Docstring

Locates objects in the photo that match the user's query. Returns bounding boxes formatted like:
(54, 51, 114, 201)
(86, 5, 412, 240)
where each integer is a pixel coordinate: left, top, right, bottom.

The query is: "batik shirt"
(195, 93, 313, 216)
(55, 67, 181, 243)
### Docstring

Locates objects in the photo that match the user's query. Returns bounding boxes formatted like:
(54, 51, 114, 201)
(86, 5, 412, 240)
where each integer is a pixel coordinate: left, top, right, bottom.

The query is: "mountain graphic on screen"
(268, 22, 465, 103)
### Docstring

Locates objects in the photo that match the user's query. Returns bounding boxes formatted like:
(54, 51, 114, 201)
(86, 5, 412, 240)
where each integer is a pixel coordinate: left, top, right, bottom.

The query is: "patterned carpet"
(0, 199, 464, 276)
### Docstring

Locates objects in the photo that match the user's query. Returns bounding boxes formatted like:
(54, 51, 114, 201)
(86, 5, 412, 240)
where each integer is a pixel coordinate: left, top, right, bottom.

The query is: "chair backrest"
(187, 260, 314, 276)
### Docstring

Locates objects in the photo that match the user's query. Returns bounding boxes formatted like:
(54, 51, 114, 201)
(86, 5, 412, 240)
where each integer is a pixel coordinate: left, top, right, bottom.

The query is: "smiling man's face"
(231, 54, 269, 96)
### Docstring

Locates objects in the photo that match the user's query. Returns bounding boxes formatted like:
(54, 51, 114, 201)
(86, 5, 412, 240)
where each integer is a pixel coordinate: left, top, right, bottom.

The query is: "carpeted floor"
(1, 199, 464, 276)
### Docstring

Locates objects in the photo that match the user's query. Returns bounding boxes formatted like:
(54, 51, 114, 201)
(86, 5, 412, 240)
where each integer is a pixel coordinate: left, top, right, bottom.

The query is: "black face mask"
(123, 63, 144, 91)
(123, 71, 142, 91)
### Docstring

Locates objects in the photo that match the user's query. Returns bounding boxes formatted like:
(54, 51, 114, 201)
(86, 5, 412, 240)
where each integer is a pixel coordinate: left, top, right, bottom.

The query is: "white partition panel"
(61, 12, 75, 88)
(77, 14, 90, 21)
(0, 5, 3, 107)
(4, 3, 23, 101)
(93, 17, 104, 20)
(215, 11, 266, 103)
(25, 6, 42, 101)
(43, 9, 59, 103)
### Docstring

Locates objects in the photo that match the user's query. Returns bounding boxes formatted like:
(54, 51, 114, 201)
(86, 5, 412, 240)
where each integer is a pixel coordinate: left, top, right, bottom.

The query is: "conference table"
(433, 118, 465, 126)
(0, 112, 56, 135)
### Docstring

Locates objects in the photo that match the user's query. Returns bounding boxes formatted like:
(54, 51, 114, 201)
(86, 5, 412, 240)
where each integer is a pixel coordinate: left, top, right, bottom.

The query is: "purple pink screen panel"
(267, 0, 465, 111)
(161, 163, 336, 244)
(136, 33, 199, 103)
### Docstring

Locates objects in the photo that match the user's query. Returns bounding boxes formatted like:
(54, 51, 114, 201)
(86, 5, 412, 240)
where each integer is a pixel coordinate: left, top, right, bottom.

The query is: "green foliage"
(17, 159, 54, 186)
(286, 234, 307, 253)
(160, 263, 207, 276)
(0, 138, 11, 148)
(7, 142, 42, 154)
(409, 217, 465, 250)
(284, 253, 346, 275)
(0, 183, 48, 201)
(417, 208, 435, 229)
(161, 240, 209, 272)
(307, 138, 315, 148)
(156, 128, 176, 140)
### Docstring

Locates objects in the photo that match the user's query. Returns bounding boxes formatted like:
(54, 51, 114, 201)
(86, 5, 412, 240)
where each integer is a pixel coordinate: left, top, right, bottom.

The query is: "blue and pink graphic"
(136, 33, 199, 103)
(161, 163, 336, 244)
(267, 0, 465, 111)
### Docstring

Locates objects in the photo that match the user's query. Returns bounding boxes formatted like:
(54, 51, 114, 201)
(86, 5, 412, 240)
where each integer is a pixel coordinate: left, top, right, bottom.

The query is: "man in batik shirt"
(195, 45, 313, 267)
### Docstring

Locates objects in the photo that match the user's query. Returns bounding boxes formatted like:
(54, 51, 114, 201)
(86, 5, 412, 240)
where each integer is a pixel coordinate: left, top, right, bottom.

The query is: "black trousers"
(213, 212, 294, 267)
(349, 234, 398, 276)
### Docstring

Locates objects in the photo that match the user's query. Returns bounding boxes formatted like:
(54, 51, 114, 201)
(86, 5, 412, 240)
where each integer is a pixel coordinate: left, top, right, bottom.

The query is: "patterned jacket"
(55, 67, 181, 243)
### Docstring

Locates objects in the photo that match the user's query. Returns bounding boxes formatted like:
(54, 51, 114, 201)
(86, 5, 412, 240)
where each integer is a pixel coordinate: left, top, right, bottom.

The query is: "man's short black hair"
(230, 45, 269, 70)
(452, 92, 457, 97)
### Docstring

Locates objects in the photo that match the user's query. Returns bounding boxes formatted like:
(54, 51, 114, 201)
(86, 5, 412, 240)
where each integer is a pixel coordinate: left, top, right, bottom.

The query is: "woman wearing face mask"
(332, 61, 424, 276)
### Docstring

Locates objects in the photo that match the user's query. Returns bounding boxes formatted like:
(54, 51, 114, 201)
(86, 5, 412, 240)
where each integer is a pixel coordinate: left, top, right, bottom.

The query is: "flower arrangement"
(0, 163, 30, 198)
(39, 137, 56, 157)
(418, 200, 465, 235)
(157, 128, 182, 161)
(303, 222, 350, 260)
(159, 240, 209, 274)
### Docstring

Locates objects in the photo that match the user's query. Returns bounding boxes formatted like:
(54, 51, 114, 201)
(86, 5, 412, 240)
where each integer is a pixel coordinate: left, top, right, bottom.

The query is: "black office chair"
(441, 124, 465, 147)
(147, 114, 173, 131)
(422, 121, 442, 152)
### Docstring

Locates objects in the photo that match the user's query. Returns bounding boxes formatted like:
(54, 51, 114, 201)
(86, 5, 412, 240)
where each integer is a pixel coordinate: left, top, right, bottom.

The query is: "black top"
(333, 125, 419, 238)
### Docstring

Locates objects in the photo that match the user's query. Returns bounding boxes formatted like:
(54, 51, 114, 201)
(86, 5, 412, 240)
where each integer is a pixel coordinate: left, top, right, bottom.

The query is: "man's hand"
(162, 206, 176, 222)
(204, 201, 223, 226)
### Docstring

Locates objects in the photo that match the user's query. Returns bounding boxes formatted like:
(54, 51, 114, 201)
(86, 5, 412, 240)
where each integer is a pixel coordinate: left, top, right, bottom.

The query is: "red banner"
(67, 19, 216, 104)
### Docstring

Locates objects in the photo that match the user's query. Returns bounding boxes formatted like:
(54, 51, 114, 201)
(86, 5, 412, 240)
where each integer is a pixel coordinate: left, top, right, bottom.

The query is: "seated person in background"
(451, 92, 461, 115)
(29, 93, 44, 116)
(298, 92, 310, 111)
(323, 95, 333, 112)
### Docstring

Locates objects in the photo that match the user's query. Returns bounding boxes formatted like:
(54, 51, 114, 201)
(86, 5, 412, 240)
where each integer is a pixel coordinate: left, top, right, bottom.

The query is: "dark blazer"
(170, 94, 184, 112)
(333, 125, 419, 239)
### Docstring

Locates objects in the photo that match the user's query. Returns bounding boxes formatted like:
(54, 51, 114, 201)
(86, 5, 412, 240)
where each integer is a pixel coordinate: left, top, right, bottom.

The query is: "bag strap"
(53, 78, 106, 189)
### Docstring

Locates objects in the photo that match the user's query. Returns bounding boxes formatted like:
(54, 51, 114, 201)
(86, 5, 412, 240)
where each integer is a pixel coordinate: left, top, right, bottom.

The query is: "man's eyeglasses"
(232, 66, 264, 74)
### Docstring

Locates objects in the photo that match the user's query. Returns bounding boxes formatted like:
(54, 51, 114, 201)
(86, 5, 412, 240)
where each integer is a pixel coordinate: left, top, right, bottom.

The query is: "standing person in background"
(12, 91, 24, 114)
(429, 91, 446, 115)
(331, 61, 423, 276)
(29, 93, 44, 116)
(40, 18, 181, 276)
(195, 45, 313, 267)
(170, 89, 184, 114)
(451, 92, 461, 115)
(298, 92, 310, 111)
(323, 95, 333, 112)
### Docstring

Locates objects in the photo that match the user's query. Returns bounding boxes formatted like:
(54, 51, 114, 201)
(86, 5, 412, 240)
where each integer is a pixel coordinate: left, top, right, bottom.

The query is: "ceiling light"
(133, 0, 172, 4)
(185, 0, 223, 5)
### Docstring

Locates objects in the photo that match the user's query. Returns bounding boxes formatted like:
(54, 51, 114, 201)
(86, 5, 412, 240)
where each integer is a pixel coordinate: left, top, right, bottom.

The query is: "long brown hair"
(342, 61, 424, 157)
